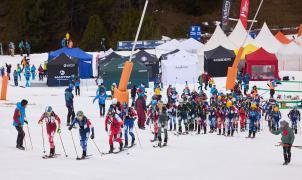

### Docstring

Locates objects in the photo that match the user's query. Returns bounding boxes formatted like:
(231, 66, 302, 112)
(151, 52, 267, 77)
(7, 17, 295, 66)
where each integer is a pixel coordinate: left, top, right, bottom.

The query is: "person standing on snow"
(122, 103, 137, 148)
(105, 99, 124, 153)
(157, 105, 169, 147)
(38, 65, 44, 81)
(13, 99, 28, 150)
(30, 65, 36, 80)
(69, 111, 95, 159)
(130, 85, 137, 107)
(287, 107, 301, 134)
(16, 64, 22, 81)
(38, 106, 61, 157)
(24, 66, 31, 87)
(65, 87, 75, 126)
(135, 89, 147, 129)
(25, 41, 31, 57)
(13, 70, 18, 86)
(270, 120, 295, 165)
(5, 63, 12, 80)
(93, 91, 107, 117)
(74, 78, 80, 96)
(18, 41, 25, 56)
(271, 106, 281, 131)
(247, 103, 260, 138)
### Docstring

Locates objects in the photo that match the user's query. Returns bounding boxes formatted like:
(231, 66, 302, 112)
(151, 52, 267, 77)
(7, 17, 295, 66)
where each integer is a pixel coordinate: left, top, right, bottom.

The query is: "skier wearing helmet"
(38, 106, 61, 157)
(68, 111, 95, 159)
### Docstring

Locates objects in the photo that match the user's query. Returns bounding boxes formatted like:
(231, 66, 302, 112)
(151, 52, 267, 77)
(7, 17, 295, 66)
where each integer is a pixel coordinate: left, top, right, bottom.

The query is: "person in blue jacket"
(122, 103, 137, 147)
(74, 78, 80, 96)
(13, 99, 28, 150)
(271, 106, 282, 131)
(24, 67, 31, 87)
(65, 87, 75, 125)
(68, 111, 95, 159)
(248, 103, 259, 138)
(288, 107, 301, 134)
(210, 85, 218, 97)
(30, 65, 36, 80)
(93, 91, 107, 117)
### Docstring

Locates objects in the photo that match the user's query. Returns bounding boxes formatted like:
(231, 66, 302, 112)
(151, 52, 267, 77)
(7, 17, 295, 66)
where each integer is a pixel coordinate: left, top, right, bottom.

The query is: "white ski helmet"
(112, 98, 118, 105)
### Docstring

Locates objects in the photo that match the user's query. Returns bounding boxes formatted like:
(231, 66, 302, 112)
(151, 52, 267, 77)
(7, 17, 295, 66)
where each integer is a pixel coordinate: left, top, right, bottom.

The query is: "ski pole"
(134, 125, 142, 149)
(70, 131, 79, 158)
(41, 124, 46, 154)
(91, 139, 102, 156)
(26, 124, 33, 150)
(59, 133, 68, 157)
(24, 137, 27, 150)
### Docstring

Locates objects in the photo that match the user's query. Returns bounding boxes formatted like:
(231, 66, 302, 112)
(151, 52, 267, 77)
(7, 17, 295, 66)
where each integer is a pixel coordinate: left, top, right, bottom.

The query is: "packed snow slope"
(0, 54, 302, 180)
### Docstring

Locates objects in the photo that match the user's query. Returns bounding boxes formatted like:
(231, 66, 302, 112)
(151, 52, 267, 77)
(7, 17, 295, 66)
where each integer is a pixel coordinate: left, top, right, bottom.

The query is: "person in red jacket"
(38, 106, 61, 157)
(216, 107, 225, 135)
(105, 98, 124, 153)
(202, 72, 211, 90)
(38, 65, 44, 81)
(239, 107, 246, 132)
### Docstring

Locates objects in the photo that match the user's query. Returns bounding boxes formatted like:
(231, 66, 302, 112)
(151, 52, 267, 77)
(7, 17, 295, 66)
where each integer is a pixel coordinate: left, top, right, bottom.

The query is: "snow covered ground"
(0, 54, 302, 180)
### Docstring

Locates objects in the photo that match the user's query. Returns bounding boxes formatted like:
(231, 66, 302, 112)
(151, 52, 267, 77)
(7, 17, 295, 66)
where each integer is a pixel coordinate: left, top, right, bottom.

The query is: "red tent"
(245, 48, 280, 81)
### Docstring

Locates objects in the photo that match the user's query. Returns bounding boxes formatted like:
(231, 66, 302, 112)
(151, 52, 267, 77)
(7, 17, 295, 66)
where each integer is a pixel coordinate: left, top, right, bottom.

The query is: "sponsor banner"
(239, 0, 250, 29)
(221, 0, 232, 32)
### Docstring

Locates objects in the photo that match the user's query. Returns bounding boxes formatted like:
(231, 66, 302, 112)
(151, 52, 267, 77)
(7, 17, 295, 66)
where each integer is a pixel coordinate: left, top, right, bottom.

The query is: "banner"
(239, 0, 250, 29)
(189, 26, 202, 41)
(221, 0, 232, 32)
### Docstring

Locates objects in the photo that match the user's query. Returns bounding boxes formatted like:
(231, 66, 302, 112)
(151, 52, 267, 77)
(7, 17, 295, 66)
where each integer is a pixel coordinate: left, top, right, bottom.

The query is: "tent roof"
(100, 57, 148, 72)
(275, 31, 292, 44)
(277, 41, 302, 55)
(132, 50, 158, 63)
(48, 47, 92, 61)
(48, 53, 77, 65)
(179, 38, 204, 51)
(204, 46, 235, 59)
(254, 23, 282, 53)
(165, 50, 198, 66)
(228, 21, 256, 48)
(160, 49, 180, 60)
(202, 25, 237, 51)
(155, 39, 181, 51)
(234, 44, 259, 59)
(246, 47, 278, 62)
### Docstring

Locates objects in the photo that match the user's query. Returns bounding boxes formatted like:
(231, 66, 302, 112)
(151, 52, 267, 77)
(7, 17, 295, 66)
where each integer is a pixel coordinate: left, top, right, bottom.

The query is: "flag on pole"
(221, 0, 232, 32)
(239, 0, 250, 29)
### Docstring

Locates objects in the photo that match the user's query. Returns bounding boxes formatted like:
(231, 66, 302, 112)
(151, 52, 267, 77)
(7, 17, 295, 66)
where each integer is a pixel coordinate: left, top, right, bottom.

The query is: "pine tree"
(80, 15, 107, 51)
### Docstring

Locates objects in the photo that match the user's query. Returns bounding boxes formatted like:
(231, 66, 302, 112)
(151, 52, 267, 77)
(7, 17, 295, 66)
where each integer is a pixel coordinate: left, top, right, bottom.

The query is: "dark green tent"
(99, 57, 149, 90)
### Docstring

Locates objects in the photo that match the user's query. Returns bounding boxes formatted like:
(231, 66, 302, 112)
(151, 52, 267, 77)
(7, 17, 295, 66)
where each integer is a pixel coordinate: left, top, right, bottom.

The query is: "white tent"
(254, 22, 282, 53)
(179, 38, 204, 53)
(155, 39, 181, 57)
(197, 25, 236, 72)
(92, 48, 114, 76)
(161, 50, 199, 86)
(228, 20, 257, 48)
(276, 42, 302, 71)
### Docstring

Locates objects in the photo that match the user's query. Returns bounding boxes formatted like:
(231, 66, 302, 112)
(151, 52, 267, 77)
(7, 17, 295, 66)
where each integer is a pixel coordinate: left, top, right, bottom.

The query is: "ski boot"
(81, 150, 86, 159)
(119, 142, 124, 152)
(173, 124, 176, 131)
(49, 147, 55, 157)
(124, 141, 128, 148)
(248, 131, 251, 138)
(109, 144, 114, 153)
(163, 142, 167, 147)
(158, 141, 162, 147)
(131, 139, 135, 147)
(227, 130, 230, 136)
(150, 133, 158, 142)
(178, 126, 182, 134)
(16, 145, 25, 150)
(203, 127, 207, 134)
(231, 130, 234, 136)
(169, 124, 172, 131)
(252, 132, 256, 138)
(222, 128, 226, 135)
(295, 128, 297, 134)
(218, 129, 221, 135)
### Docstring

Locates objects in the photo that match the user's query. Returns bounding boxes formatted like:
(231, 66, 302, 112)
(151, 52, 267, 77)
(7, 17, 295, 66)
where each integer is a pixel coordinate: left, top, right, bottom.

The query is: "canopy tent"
(204, 46, 235, 77)
(47, 53, 78, 87)
(155, 39, 181, 57)
(275, 32, 292, 44)
(48, 47, 92, 79)
(253, 23, 282, 53)
(276, 42, 302, 71)
(179, 38, 204, 53)
(197, 25, 236, 71)
(245, 48, 280, 81)
(99, 57, 149, 90)
(161, 50, 199, 86)
(228, 20, 256, 48)
(132, 50, 159, 81)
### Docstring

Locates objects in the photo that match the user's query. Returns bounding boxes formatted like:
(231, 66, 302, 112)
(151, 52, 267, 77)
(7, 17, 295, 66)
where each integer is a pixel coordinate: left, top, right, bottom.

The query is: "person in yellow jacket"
(43, 62, 48, 78)
(154, 85, 162, 100)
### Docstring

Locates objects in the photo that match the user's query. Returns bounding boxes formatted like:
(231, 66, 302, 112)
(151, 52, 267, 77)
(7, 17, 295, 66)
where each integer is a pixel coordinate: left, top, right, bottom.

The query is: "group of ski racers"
(12, 79, 298, 164)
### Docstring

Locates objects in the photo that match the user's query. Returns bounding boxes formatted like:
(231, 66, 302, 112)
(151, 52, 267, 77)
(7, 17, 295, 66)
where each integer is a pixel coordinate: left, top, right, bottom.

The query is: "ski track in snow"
(1, 54, 302, 180)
